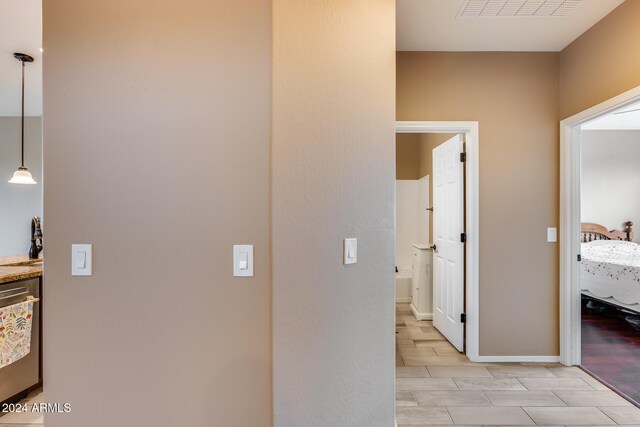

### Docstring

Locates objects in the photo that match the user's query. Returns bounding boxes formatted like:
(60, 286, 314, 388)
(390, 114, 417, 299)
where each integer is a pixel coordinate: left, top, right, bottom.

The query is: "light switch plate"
(71, 244, 93, 276)
(547, 227, 557, 243)
(233, 244, 254, 277)
(343, 238, 357, 265)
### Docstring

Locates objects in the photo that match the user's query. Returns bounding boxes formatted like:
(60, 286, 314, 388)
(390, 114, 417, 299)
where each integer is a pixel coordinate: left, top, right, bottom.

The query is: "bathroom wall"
(396, 132, 456, 244)
(396, 133, 420, 179)
(0, 116, 42, 256)
(396, 179, 420, 271)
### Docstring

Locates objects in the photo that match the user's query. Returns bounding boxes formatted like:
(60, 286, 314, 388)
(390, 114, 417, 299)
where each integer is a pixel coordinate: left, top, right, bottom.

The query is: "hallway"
(395, 303, 640, 426)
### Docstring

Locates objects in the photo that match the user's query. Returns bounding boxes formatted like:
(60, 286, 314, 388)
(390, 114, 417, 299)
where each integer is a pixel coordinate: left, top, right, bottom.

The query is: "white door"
(432, 135, 465, 352)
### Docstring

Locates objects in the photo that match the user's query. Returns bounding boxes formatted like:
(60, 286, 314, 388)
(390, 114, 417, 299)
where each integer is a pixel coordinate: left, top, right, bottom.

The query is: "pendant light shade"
(9, 167, 37, 184)
(8, 53, 37, 185)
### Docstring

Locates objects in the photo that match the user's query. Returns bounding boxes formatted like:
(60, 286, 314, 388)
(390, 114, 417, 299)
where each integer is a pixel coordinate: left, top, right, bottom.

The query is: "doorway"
(395, 121, 480, 360)
(560, 86, 640, 405)
(560, 85, 640, 366)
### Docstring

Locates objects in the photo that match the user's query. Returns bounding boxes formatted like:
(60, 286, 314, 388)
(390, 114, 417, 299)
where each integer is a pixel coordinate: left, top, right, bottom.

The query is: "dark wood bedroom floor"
(581, 297, 640, 406)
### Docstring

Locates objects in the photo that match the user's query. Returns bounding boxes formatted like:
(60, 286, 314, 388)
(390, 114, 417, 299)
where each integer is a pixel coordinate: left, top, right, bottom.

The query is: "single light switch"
(344, 238, 357, 265)
(233, 245, 254, 277)
(77, 251, 87, 268)
(72, 244, 93, 276)
(547, 227, 557, 243)
(238, 252, 248, 270)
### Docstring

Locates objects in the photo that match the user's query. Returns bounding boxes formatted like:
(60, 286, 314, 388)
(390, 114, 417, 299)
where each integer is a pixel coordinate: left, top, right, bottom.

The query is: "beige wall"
(398, 52, 560, 356)
(396, 133, 420, 179)
(560, 0, 640, 119)
(272, 0, 396, 425)
(43, 1, 272, 425)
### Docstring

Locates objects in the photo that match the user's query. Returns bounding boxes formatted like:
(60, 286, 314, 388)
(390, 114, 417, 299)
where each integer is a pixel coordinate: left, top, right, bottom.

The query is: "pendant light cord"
(20, 59, 25, 167)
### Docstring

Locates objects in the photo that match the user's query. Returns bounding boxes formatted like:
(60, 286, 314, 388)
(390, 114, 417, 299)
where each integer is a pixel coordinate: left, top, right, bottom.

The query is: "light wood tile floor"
(395, 303, 640, 426)
(4, 305, 639, 426)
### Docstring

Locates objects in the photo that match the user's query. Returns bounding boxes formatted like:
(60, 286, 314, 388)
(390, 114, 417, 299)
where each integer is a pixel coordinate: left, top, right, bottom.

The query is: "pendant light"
(8, 53, 37, 185)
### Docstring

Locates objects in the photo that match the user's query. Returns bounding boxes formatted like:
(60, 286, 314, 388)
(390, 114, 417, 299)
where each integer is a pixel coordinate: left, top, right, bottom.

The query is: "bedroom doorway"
(560, 85, 640, 405)
(395, 121, 480, 360)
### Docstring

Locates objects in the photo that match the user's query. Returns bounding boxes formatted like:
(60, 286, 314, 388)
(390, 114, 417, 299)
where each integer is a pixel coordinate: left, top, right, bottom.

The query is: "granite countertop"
(0, 255, 43, 285)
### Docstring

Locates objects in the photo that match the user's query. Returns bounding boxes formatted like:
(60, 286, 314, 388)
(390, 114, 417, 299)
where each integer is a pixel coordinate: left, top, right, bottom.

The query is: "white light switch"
(233, 245, 254, 277)
(72, 244, 93, 276)
(547, 227, 557, 243)
(77, 251, 86, 268)
(343, 238, 357, 265)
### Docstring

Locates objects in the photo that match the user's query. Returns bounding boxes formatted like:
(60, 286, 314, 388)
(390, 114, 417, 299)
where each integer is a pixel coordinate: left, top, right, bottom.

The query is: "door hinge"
(461, 232, 466, 243)
(460, 313, 466, 323)
(460, 152, 466, 162)
(577, 254, 582, 262)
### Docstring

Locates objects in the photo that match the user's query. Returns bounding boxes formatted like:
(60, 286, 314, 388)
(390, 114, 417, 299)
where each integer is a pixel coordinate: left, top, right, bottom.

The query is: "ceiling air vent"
(457, 0, 585, 18)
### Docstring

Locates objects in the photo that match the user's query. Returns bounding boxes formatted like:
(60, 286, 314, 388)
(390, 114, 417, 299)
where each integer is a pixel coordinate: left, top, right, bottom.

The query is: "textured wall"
(560, 0, 640, 119)
(0, 117, 42, 256)
(398, 52, 560, 356)
(42, 0, 272, 425)
(272, 0, 396, 425)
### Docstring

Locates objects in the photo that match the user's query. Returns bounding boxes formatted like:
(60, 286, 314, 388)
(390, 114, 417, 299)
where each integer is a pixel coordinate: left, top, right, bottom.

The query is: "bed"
(581, 221, 640, 312)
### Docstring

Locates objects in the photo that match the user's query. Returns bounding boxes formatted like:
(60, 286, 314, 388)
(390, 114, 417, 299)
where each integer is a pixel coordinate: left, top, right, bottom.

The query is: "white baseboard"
(410, 304, 433, 321)
(468, 355, 561, 363)
(396, 297, 411, 303)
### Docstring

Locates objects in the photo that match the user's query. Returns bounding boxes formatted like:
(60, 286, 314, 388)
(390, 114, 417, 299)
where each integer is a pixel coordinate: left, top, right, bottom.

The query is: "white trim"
(396, 121, 480, 362)
(410, 303, 433, 320)
(396, 297, 412, 303)
(559, 85, 640, 366)
(472, 355, 561, 363)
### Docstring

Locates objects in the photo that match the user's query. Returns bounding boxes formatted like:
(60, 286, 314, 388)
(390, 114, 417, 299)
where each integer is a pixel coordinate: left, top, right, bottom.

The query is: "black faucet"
(29, 216, 43, 260)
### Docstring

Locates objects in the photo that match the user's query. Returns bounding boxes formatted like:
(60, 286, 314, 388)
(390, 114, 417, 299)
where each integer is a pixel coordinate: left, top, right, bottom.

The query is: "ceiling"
(0, 0, 42, 116)
(397, 0, 625, 51)
(0, 0, 627, 115)
(582, 101, 640, 130)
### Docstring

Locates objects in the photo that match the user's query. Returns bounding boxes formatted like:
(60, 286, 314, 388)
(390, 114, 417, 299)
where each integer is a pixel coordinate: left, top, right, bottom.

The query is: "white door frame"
(559, 85, 640, 366)
(395, 121, 480, 361)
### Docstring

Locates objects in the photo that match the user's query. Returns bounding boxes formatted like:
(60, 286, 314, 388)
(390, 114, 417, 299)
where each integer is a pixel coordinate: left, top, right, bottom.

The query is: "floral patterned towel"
(0, 299, 34, 368)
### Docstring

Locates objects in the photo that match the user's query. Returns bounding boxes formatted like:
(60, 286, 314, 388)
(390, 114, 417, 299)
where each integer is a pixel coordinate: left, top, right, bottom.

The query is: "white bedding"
(581, 240, 640, 308)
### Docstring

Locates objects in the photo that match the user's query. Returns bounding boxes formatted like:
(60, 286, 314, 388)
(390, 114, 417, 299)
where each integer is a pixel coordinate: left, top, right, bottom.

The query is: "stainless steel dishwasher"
(0, 277, 41, 404)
